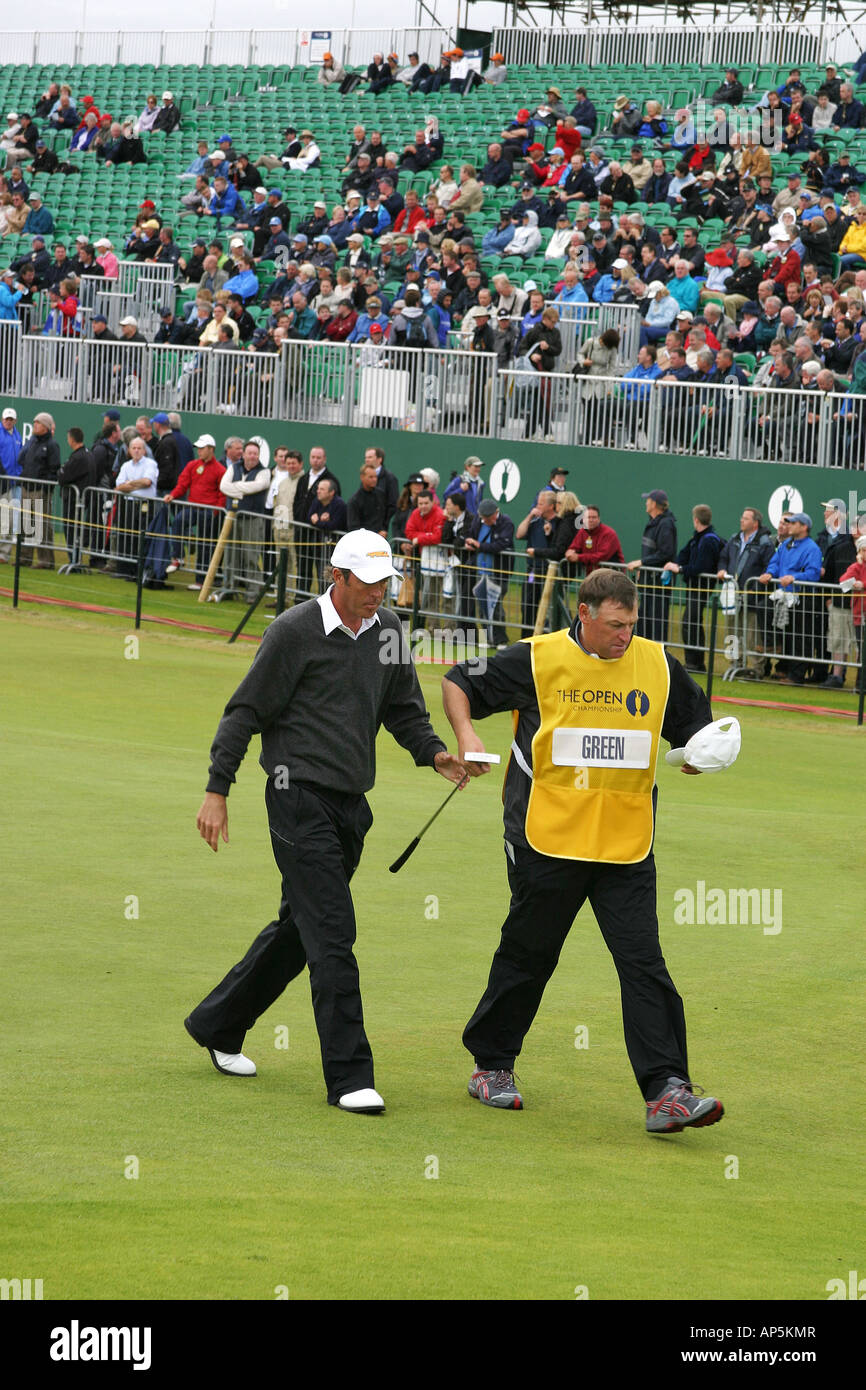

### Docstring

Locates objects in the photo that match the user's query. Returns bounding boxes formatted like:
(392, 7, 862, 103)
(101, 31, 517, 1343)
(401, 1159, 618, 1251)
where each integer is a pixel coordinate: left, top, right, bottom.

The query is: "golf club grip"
(389, 838, 420, 873)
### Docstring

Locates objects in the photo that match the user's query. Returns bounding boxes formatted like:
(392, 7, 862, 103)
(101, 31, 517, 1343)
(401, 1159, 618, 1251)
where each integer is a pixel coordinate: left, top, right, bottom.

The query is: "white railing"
(5, 20, 860, 73)
(5, 321, 866, 469)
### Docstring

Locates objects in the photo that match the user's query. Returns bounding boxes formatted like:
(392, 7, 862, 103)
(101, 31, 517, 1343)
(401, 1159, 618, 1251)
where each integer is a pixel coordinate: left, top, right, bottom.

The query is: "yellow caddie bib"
(522, 629, 670, 864)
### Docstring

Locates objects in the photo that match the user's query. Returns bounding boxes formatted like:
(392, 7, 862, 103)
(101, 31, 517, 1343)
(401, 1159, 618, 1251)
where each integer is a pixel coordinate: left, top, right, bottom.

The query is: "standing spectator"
(465, 498, 514, 648)
(218, 439, 271, 601)
(16, 410, 60, 567)
(717, 506, 776, 679)
(564, 505, 625, 574)
(663, 504, 723, 671)
(402, 488, 447, 625)
(626, 489, 678, 643)
(0, 405, 22, 562)
(757, 511, 823, 684)
(816, 498, 857, 687)
(347, 461, 389, 534)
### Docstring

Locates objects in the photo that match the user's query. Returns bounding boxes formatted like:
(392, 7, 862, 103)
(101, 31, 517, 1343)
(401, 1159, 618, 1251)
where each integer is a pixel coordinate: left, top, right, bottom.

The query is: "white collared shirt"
(317, 585, 381, 641)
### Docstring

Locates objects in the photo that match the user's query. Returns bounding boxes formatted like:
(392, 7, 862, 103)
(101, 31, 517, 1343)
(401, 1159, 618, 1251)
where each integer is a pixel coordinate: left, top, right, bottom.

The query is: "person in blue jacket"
(207, 176, 245, 225)
(757, 510, 823, 684)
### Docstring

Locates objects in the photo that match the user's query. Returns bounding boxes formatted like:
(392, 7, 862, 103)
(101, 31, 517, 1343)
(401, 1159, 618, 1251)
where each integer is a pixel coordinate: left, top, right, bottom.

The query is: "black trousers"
(187, 780, 375, 1104)
(463, 842, 689, 1101)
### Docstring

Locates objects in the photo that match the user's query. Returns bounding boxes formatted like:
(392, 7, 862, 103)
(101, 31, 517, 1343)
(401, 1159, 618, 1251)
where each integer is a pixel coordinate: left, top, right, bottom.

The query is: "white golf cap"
(612, 257, 629, 269)
(162, 90, 173, 101)
(194, 433, 216, 447)
(2, 407, 17, 418)
(665, 717, 741, 773)
(645, 279, 666, 298)
(330, 529, 398, 583)
(119, 315, 138, 326)
(94, 237, 111, 248)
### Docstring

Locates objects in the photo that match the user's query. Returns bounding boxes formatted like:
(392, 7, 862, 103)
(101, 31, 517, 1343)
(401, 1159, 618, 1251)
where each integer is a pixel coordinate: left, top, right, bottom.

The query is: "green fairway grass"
(1, 607, 862, 1301)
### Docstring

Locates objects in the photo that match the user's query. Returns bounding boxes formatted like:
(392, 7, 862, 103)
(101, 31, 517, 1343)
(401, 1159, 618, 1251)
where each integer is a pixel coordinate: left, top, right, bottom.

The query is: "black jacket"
(718, 527, 775, 586)
(516, 323, 562, 373)
(465, 511, 515, 576)
(641, 510, 678, 567)
(91, 437, 118, 489)
(816, 527, 857, 605)
(58, 445, 97, 494)
(17, 432, 60, 482)
(153, 432, 181, 492)
(347, 485, 388, 533)
(531, 512, 581, 562)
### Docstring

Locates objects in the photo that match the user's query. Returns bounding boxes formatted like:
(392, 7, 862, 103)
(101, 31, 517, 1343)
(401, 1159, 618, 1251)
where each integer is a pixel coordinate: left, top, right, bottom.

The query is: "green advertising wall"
(9, 397, 864, 560)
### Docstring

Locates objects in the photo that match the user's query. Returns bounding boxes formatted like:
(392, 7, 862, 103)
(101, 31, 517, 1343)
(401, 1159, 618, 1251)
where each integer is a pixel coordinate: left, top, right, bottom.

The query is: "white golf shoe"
(337, 1088, 385, 1113)
(210, 1049, 257, 1077)
(185, 1016, 256, 1076)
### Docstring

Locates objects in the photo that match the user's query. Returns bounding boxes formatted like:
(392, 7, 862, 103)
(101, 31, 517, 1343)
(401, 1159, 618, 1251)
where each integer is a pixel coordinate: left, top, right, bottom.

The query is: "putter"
(389, 773, 470, 873)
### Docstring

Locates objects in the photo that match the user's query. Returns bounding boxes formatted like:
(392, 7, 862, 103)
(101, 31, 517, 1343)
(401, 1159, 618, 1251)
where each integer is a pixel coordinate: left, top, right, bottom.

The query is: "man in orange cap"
(484, 51, 508, 85)
(318, 51, 345, 86)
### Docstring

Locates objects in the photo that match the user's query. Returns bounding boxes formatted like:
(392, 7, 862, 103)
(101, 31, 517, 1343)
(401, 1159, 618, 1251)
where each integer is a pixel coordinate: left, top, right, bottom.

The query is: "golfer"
(442, 567, 737, 1133)
(186, 529, 466, 1113)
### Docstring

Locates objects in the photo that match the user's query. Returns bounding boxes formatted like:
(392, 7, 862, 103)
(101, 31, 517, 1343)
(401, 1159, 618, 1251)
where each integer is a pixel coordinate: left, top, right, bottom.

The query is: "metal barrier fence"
(0, 476, 79, 570)
(448, 303, 640, 371)
(728, 575, 864, 687)
(491, 22, 827, 71)
(4, 321, 866, 466)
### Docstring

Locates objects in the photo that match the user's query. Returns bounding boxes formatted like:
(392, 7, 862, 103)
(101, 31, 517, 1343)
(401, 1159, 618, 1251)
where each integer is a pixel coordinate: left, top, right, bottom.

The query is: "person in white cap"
(153, 91, 181, 134)
(443, 566, 735, 1130)
(186, 530, 468, 1112)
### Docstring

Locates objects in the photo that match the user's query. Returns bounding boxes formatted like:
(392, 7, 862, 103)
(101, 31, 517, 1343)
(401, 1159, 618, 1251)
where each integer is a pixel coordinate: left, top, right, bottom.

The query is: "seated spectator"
(552, 263, 589, 310)
(622, 144, 652, 192)
(609, 94, 641, 139)
(502, 209, 541, 259)
(637, 101, 668, 139)
(153, 91, 181, 134)
(668, 259, 701, 314)
(449, 164, 484, 213)
(833, 83, 865, 130)
(135, 94, 160, 134)
(284, 129, 321, 173)
(222, 255, 259, 303)
(640, 280, 680, 341)
(570, 87, 597, 138)
(22, 192, 53, 237)
(712, 69, 744, 105)
(318, 52, 346, 86)
(48, 93, 77, 131)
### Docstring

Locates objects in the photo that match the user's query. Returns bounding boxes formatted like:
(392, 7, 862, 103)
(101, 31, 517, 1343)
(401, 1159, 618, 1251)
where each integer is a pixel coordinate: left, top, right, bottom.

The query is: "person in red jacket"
(325, 301, 358, 341)
(563, 504, 625, 574)
(554, 118, 582, 160)
(402, 488, 446, 628)
(764, 230, 801, 295)
(392, 189, 427, 236)
(164, 433, 227, 588)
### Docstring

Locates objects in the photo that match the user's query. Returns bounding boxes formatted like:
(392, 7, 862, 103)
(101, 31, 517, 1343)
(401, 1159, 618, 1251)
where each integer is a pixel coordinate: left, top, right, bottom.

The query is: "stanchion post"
(134, 500, 149, 632)
(12, 527, 22, 608)
(275, 546, 288, 616)
(706, 594, 720, 705)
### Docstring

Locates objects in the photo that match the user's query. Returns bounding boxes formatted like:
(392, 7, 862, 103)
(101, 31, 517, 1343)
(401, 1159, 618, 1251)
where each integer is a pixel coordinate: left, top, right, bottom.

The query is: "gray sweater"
(207, 598, 446, 796)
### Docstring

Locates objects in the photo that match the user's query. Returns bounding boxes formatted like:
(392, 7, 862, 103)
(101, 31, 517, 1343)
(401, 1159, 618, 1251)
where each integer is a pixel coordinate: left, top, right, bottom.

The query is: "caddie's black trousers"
(463, 841, 689, 1101)
(188, 780, 375, 1104)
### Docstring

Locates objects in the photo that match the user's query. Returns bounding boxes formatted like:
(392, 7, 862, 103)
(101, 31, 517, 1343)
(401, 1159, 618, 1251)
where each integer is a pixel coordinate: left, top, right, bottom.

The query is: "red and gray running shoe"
(468, 1068, 524, 1109)
(646, 1076, 724, 1133)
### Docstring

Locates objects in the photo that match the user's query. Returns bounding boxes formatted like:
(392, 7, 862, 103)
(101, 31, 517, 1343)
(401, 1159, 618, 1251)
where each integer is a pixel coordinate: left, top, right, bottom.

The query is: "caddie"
(443, 567, 739, 1132)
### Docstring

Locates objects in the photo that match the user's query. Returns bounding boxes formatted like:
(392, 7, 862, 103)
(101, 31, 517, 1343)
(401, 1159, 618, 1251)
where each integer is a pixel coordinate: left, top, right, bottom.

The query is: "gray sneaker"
(468, 1067, 523, 1109)
(646, 1076, 724, 1133)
